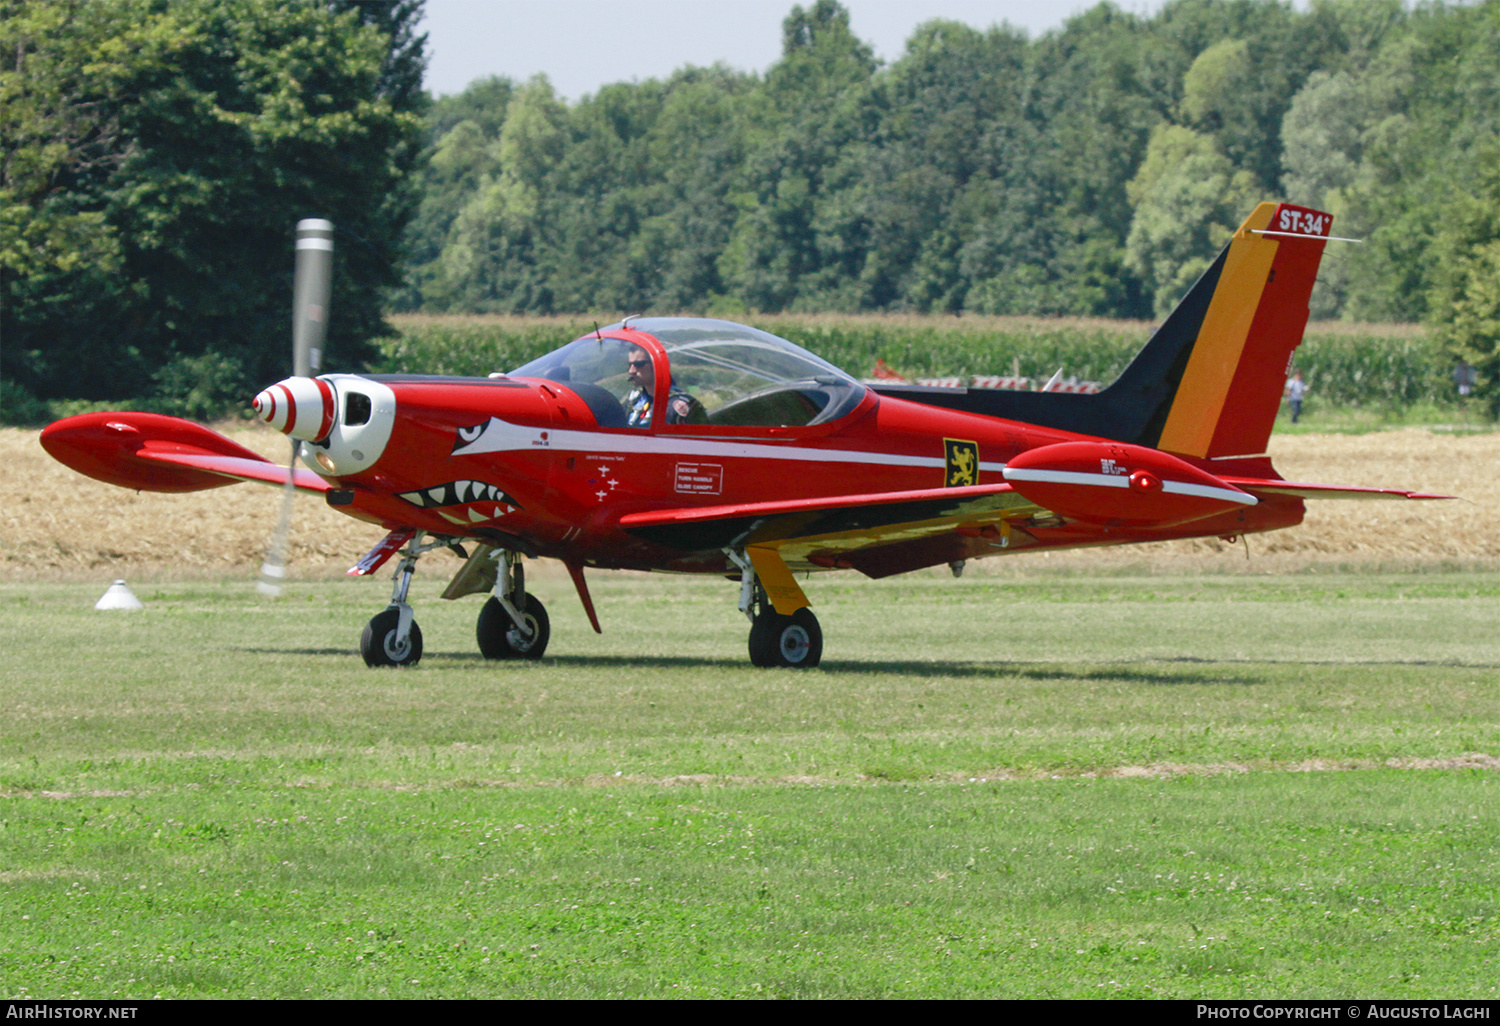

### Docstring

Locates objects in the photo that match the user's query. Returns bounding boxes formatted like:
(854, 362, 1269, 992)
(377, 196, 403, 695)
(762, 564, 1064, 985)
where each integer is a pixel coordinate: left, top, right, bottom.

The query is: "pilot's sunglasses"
(628, 359, 650, 369)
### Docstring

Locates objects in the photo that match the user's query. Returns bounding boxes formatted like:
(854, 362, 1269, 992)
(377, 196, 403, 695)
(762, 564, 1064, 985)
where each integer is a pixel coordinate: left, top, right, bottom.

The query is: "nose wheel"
(361, 606, 424, 667)
(357, 530, 449, 668)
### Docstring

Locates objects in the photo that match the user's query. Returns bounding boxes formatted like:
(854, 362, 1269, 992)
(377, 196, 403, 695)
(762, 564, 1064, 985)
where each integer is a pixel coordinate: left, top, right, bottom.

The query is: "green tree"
(717, 0, 878, 311)
(960, 3, 1162, 318)
(427, 74, 566, 312)
(0, 0, 185, 403)
(393, 76, 515, 310)
(387, 0, 1496, 334)
(1, 0, 426, 412)
(1428, 149, 1500, 414)
(1124, 123, 1258, 315)
(1337, 1, 1500, 323)
(1279, 68, 1370, 317)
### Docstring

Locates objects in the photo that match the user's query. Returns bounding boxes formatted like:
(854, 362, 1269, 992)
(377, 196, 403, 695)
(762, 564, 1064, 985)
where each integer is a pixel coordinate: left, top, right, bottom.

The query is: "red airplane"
(40, 203, 1445, 669)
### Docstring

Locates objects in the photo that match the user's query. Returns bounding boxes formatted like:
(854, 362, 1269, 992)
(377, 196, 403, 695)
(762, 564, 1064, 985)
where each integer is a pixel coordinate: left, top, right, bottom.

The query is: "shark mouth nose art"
(397, 480, 521, 525)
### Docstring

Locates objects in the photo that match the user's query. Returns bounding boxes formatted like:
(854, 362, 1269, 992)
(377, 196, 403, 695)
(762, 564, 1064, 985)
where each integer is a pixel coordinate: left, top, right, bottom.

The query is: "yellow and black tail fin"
(1148, 202, 1331, 459)
(868, 202, 1333, 459)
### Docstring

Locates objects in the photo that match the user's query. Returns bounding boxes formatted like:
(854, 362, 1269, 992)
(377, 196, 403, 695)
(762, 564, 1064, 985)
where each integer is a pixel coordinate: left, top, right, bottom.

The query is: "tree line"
(399, 0, 1500, 402)
(3, 0, 1499, 420)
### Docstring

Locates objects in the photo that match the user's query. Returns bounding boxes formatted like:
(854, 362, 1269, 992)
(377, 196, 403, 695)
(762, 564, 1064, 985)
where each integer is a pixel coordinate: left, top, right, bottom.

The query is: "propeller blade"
(257, 439, 297, 598)
(259, 219, 334, 597)
(292, 218, 334, 376)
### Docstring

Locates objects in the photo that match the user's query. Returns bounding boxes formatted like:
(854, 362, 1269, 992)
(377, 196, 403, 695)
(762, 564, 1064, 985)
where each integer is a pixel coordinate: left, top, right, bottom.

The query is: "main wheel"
(747, 607, 822, 668)
(477, 594, 550, 660)
(361, 607, 423, 668)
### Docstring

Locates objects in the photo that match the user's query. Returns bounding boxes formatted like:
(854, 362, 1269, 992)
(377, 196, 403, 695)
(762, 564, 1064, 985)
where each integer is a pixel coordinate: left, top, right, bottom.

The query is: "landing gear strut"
(477, 549, 550, 659)
(361, 531, 450, 668)
(728, 549, 822, 669)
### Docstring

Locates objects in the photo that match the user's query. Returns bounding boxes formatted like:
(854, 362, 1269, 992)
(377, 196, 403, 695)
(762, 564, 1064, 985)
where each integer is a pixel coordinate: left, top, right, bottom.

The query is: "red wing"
(40, 411, 329, 494)
(620, 482, 1043, 579)
(619, 482, 1015, 531)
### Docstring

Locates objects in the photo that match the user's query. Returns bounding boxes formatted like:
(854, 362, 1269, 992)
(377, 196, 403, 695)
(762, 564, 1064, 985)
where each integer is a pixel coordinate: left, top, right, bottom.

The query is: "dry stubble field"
(4, 423, 1497, 581)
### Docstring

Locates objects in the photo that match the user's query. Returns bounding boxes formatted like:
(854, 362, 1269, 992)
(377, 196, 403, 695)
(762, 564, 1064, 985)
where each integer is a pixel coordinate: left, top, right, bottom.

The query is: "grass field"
(3, 569, 1497, 998)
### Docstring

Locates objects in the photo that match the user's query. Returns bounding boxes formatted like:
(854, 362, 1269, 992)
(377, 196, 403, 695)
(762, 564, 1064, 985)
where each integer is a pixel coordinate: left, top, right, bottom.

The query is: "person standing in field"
(1285, 370, 1307, 423)
(1455, 360, 1476, 397)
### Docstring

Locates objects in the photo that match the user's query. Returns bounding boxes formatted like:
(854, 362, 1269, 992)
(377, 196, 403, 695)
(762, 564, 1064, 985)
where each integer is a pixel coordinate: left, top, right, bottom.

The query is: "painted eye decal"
(456, 422, 486, 446)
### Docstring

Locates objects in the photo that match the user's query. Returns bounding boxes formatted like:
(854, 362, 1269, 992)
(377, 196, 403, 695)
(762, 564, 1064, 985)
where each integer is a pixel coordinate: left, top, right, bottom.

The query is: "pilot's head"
(627, 346, 654, 392)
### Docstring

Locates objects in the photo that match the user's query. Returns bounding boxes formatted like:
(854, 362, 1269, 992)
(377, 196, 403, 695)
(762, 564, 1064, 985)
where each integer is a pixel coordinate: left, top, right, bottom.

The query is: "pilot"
(625, 345, 703, 427)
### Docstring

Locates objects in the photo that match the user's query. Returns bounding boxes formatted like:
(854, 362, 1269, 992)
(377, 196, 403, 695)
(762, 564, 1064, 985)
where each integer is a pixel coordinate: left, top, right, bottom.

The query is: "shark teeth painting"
(397, 480, 521, 524)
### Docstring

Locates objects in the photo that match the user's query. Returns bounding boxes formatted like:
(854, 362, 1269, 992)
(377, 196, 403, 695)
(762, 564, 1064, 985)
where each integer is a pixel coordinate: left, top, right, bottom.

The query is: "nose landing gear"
(360, 532, 447, 668)
(357, 535, 552, 667)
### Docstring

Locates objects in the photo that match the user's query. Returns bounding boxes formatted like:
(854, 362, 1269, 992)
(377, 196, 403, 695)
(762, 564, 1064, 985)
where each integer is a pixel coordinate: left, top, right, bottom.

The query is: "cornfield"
(379, 315, 1460, 409)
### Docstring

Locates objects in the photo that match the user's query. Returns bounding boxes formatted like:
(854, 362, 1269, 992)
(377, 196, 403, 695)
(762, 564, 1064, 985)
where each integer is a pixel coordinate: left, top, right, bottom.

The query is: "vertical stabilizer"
(1152, 202, 1331, 459)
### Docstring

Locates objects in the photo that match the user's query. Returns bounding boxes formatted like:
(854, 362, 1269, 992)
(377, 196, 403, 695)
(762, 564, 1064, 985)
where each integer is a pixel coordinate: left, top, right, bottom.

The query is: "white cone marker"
(95, 580, 144, 611)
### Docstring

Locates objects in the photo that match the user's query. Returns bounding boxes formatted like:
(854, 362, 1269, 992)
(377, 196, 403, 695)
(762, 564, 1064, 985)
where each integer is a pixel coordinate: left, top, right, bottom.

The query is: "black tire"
(477, 594, 550, 660)
(361, 607, 423, 668)
(747, 607, 822, 669)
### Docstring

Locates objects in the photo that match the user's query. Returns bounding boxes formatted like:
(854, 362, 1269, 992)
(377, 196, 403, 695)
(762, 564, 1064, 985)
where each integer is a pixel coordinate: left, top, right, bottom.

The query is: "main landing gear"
(476, 549, 550, 660)
(728, 549, 823, 669)
(359, 534, 548, 667)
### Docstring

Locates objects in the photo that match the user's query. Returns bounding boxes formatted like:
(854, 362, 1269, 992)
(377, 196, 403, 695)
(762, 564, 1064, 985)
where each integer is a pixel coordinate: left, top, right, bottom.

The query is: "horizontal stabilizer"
(1219, 478, 1452, 502)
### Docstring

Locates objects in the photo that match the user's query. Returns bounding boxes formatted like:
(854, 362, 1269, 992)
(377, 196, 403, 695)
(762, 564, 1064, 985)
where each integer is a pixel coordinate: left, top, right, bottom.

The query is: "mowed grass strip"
(4, 573, 1497, 785)
(2, 775, 1496, 998)
(1, 572, 1497, 997)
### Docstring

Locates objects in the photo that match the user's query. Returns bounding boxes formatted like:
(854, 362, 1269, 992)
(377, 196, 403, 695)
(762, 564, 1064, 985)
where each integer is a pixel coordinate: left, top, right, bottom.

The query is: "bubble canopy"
(509, 318, 869, 428)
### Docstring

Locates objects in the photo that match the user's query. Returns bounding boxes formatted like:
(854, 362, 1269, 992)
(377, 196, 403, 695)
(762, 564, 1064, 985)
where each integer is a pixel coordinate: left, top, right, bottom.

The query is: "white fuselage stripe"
(1004, 468, 1128, 489)
(1161, 479, 1257, 505)
(453, 416, 1008, 473)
